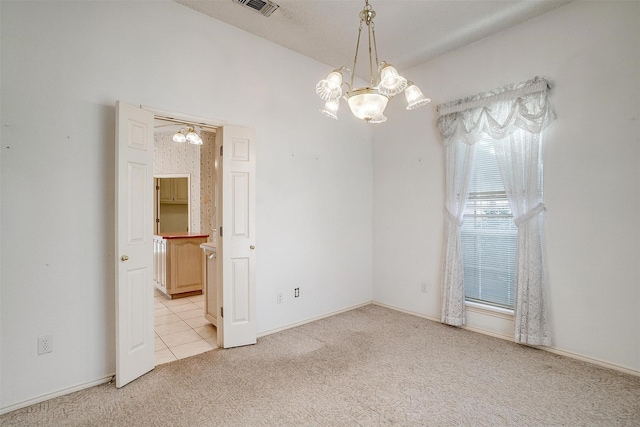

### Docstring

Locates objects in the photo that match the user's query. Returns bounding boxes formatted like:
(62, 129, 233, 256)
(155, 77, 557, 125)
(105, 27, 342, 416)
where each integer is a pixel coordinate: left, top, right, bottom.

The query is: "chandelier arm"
(337, 66, 353, 91)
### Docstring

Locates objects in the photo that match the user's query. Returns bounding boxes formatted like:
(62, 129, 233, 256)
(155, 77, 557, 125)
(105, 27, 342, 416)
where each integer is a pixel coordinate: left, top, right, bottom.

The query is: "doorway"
(115, 102, 257, 387)
(151, 118, 218, 365)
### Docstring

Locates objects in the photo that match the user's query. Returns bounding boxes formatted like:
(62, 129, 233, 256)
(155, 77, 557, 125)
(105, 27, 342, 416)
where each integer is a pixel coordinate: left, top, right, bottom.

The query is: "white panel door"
(217, 126, 257, 348)
(115, 101, 155, 387)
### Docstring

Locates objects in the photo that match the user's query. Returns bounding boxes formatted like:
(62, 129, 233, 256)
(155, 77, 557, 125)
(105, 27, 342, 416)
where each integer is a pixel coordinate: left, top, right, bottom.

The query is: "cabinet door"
(159, 178, 172, 203)
(170, 239, 204, 294)
(173, 177, 189, 203)
(203, 250, 218, 327)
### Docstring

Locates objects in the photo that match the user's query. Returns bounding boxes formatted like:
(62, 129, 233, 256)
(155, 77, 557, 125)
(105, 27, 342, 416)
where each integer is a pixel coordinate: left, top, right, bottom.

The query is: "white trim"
(534, 346, 640, 378)
(4, 302, 637, 415)
(465, 300, 514, 320)
(372, 301, 640, 378)
(0, 374, 115, 415)
(372, 301, 440, 323)
(141, 105, 226, 129)
(257, 301, 371, 338)
(462, 322, 513, 341)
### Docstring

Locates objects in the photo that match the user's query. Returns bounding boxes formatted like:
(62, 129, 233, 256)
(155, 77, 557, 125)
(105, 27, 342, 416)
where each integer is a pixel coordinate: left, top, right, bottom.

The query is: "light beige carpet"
(2, 304, 639, 426)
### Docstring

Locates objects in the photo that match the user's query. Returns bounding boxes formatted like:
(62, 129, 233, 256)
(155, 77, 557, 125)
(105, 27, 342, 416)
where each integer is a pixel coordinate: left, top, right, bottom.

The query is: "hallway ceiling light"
(172, 126, 203, 145)
(315, 0, 430, 123)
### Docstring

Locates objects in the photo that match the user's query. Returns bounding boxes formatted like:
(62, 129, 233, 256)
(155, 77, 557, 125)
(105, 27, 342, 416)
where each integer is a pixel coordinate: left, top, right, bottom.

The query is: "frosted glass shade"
(404, 83, 431, 110)
(320, 99, 339, 120)
(347, 88, 389, 122)
(368, 114, 387, 124)
(316, 71, 343, 101)
(186, 130, 203, 145)
(378, 64, 407, 97)
(172, 131, 187, 143)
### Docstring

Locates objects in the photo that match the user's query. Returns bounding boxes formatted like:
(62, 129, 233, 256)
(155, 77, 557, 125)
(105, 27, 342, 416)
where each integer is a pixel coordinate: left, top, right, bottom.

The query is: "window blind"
(461, 140, 517, 310)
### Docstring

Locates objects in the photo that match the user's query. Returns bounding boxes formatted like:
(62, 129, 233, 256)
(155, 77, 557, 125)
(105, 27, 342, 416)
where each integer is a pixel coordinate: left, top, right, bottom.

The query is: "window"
(461, 140, 517, 310)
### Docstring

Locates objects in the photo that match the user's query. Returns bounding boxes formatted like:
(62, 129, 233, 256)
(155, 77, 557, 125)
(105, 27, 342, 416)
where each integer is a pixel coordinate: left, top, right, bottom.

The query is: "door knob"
(250, 245, 255, 250)
(120, 255, 129, 262)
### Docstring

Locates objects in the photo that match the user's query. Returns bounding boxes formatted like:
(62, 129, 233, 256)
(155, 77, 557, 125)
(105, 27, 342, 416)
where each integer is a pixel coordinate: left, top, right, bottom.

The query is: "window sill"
(465, 301, 514, 320)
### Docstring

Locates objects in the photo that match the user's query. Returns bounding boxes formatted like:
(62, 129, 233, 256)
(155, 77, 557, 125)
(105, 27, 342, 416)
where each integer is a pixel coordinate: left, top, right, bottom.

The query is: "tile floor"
(154, 289, 218, 365)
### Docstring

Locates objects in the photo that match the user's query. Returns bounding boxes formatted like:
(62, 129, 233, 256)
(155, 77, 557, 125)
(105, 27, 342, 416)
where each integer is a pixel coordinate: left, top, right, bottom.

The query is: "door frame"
(117, 104, 258, 385)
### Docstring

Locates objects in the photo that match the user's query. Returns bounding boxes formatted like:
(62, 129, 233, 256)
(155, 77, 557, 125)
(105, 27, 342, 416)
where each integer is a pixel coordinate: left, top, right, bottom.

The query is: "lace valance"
(437, 77, 555, 146)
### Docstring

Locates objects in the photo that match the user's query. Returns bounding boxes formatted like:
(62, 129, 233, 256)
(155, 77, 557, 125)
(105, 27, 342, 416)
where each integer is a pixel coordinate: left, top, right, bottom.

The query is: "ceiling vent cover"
(233, 0, 279, 17)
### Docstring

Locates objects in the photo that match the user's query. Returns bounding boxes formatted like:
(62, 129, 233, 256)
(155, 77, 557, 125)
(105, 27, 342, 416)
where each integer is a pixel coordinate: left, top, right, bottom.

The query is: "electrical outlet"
(294, 287, 300, 298)
(38, 335, 53, 355)
(421, 282, 428, 293)
(276, 292, 283, 304)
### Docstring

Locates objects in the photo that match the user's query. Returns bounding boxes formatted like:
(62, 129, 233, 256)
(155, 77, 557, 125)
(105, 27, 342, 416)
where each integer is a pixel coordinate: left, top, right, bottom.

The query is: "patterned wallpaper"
(153, 131, 201, 233)
(200, 131, 216, 244)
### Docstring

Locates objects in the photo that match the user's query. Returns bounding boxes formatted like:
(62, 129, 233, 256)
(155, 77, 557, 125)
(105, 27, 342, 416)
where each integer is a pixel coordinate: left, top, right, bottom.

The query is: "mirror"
(154, 175, 190, 234)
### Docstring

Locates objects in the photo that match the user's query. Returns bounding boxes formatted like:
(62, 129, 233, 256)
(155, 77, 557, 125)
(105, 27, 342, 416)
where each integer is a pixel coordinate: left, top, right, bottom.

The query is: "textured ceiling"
(175, 0, 571, 78)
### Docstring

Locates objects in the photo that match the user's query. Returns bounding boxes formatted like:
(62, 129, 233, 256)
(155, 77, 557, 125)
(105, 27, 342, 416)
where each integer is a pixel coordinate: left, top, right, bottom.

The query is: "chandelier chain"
(351, 20, 363, 89)
(371, 21, 379, 86)
(367, 19, 374, 86)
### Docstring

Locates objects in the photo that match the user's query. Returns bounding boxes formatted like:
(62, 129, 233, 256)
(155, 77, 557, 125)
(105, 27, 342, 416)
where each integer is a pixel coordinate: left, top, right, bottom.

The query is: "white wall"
(0, 1, 373, 410)
(373, 0, 640, 373)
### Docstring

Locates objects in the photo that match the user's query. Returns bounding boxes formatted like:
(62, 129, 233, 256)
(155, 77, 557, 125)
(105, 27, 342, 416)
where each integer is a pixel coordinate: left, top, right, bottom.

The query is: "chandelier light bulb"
(404, 82, 431, 110)
(172, 130, 187, 143)
(316, 71, 343, 101)
(186, 128, 203, 145)
(378, 64, 407, 97)
(320, 99, 340, 120)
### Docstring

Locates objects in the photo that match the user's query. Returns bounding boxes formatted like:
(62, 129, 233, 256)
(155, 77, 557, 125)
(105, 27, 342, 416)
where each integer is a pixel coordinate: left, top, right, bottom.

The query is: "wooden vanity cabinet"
(153, 233, 208, 298)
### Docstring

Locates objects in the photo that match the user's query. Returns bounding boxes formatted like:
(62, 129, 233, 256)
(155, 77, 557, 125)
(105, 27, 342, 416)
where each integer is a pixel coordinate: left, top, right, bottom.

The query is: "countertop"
(154, 232, 209, 240)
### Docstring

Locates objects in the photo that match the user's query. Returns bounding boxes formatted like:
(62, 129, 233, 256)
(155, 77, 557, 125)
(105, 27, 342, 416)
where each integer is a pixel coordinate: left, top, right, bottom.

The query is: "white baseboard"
(2, 303, 371, 416)
(538, 346, 640, 377)
(257, 301, 372, 338)
(0, 374, 115, 416)
(4, 301, 637, 415)
(371, 301, 441, 323)
(372, 301, 640, 378)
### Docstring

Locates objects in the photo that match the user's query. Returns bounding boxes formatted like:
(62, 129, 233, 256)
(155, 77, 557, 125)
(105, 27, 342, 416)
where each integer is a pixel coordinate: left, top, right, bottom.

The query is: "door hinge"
(155, 218, 160, 223)
(155, 185, 160, 190)
(219, 145, 223, 156)
(220, 307, 224, 318)
(219, 226, 223, 237)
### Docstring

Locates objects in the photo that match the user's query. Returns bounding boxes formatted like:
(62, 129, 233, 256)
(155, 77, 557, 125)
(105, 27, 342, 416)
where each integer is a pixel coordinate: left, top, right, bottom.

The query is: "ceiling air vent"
(233, 0, 279, 17)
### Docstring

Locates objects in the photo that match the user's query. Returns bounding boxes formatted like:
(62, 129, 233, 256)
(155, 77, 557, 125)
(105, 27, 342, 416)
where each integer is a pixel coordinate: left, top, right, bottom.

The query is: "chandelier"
(315, 0, 430, 123)
(172, 126, 203, 145)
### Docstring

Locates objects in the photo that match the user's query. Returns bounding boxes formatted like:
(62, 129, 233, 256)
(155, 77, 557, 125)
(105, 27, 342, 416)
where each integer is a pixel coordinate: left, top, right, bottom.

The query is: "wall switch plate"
(38, 335, 53, 355)
(276, 292, 283, 304)
(421, 282, 428, 293)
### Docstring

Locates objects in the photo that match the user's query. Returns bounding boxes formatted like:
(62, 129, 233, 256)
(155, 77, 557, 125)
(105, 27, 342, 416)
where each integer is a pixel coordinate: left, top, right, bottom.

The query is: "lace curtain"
(441, 140, 476, 326)
(437, 77, 555, 346)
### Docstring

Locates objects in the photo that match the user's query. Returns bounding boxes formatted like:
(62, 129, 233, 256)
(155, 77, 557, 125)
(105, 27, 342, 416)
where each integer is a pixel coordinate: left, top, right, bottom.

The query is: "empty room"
(1, 0, 639, 425)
